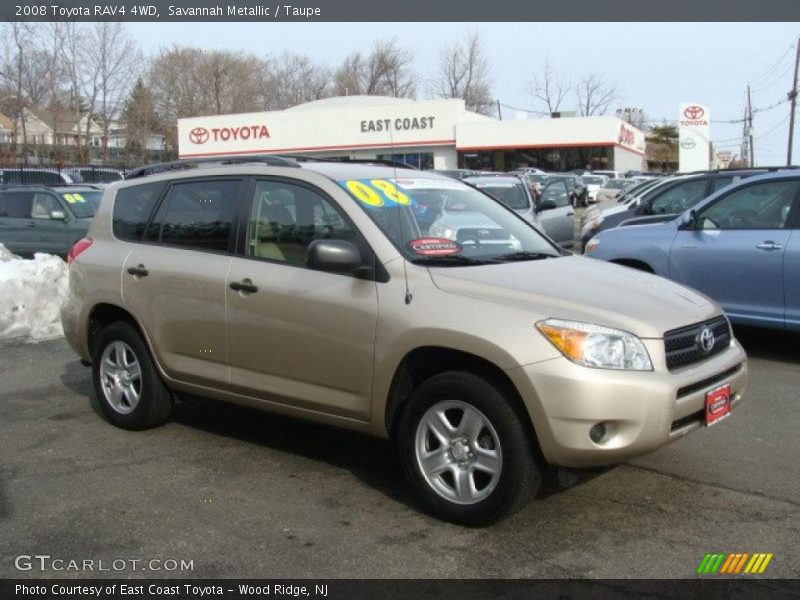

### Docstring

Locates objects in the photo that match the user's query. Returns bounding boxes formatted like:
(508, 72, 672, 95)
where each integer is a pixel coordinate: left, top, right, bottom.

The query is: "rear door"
(536, 180, 575, 247)
(782, 220, 800, 331)
(0, 191, 35, 255)
(121, 177, 244, 387)
(225, 177, 379, 420)
(669, 178, 800, 327)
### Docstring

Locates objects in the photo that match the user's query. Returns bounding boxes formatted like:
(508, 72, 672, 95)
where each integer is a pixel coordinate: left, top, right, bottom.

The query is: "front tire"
(92, 321, 173, 430)
(398, 371, 541, 526)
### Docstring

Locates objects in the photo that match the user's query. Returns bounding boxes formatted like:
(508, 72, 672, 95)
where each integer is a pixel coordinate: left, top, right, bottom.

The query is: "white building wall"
(613, 146, 645, 173)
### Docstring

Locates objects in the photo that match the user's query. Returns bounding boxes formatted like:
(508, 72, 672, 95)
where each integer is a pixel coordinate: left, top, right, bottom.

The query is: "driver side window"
(247, 180, 355, 266)
(650, 180, 707, 214)
(541, 181, 570, 207)
(698, 180, 799, 230)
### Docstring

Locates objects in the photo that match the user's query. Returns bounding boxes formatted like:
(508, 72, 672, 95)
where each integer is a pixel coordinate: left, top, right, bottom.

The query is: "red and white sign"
(679, 102, 710, 172)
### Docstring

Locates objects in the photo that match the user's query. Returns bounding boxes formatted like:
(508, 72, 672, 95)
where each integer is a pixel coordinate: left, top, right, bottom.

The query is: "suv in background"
(586, 171, 800, 331)
(0, 184, 104, 257)
(61, 155, 747, 525)
(581, 168, 792, 248)
(0, 168, 77, 185)
(546, 173, 588, 206)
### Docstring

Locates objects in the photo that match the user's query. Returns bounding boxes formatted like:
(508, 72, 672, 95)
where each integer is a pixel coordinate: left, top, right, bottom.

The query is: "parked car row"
(0, 167, 125, 185)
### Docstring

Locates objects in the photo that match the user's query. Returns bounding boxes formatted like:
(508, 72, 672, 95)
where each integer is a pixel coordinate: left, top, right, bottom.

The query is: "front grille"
(456, 228, 510, 242)
(664, 316, 731, 371)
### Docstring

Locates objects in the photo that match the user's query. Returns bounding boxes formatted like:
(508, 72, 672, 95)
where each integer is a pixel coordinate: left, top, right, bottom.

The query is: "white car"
(582, 175, 610, 203)
(592, 170, 623, 180)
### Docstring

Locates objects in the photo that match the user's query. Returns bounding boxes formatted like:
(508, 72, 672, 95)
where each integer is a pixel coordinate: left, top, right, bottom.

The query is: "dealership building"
(177, 96, 646, 173)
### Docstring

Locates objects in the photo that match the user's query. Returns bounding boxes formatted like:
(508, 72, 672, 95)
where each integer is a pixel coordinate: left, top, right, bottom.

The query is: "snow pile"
(0, 243, 69, 343)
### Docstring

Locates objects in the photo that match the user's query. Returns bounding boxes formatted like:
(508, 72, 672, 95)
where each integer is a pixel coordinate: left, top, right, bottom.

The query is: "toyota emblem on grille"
(698, 327, 715, 353)
(478, 229, 490, 237)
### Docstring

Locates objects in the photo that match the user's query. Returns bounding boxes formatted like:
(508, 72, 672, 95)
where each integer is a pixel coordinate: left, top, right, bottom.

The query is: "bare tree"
(266, 52, 332, 109)
(434, 31, 494, 115)
(0, 22, 35, 153)
(526, 59, 570, 115)
(333, 39, 415, 98)
(89, 23, 142, 160)
(574, 73, 620, 116)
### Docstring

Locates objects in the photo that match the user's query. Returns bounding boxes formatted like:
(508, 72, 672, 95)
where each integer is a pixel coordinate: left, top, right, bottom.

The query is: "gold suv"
(61, 157, 748, 525)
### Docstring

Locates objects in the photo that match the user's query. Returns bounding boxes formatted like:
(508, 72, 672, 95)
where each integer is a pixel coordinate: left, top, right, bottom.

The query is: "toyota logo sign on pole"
(678, 102, 710, 172)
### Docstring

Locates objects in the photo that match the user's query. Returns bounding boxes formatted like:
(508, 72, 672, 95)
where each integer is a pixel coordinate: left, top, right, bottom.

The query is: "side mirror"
(679, 210, 697, 230)
(306, 239, 363, 274)
(537, 199, 557, 212)
(50, 210, 67, 221)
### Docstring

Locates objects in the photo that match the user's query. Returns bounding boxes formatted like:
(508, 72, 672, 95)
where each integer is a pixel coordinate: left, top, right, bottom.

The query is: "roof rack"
(125, 154, 300, 179)
(679, 165, 800, 176)
(283, 155, 419, 170)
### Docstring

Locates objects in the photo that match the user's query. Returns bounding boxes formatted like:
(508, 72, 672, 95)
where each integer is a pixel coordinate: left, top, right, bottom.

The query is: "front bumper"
(505, 339, 748, 467)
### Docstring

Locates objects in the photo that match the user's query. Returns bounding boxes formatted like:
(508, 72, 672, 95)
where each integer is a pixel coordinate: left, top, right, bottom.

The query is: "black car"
(581, 168, 796, 248)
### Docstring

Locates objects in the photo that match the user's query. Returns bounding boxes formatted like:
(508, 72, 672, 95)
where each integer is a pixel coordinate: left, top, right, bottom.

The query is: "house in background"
(107, 121, 166, 151)
(0, 112, 12, 144)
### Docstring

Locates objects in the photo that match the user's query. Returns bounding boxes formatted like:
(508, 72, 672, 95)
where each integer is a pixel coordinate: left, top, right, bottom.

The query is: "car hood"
(428, 255, 719, 338)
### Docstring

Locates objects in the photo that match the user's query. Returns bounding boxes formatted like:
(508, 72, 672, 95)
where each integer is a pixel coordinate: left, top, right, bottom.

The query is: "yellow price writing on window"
(341, 179, 415, 207)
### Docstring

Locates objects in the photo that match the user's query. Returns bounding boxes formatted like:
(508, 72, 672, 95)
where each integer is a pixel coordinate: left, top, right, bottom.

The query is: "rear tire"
(398, 371, 541, 526)
(92, 321, 172, 430)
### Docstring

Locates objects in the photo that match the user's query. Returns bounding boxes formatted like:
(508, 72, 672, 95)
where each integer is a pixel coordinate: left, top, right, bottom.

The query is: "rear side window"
(157, 179, 242, 252)
(113, 183, 164, 241)
(0, 191, 34, 218)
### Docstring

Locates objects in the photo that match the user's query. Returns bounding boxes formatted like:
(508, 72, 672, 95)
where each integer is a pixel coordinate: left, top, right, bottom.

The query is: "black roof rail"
(284, 155, 418, 170)
(125, 154, 301, 179)
(679, 165, 800, 176)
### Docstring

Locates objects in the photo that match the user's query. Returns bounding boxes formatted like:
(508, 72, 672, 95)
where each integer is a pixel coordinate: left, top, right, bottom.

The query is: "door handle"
(755, 241, 783, 251)
(229, 279, 258, 294)
(566, 211, 575, 217)
(26, 221, 35, 228)
(126, 264, 149, 277)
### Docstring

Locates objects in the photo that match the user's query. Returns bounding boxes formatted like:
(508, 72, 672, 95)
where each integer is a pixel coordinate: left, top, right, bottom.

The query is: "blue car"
(585, 171, 800, 331)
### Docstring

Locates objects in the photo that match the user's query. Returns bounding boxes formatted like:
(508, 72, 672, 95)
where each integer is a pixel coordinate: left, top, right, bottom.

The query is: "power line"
(751, 43, 796, 86)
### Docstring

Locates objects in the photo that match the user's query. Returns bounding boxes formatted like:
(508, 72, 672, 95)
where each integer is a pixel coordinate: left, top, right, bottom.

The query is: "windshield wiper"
(409, 255, 495, 266)
(492, 251, 559, 262)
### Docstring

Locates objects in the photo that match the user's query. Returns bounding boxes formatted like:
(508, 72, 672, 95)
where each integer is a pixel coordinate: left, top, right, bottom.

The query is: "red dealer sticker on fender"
(408, 237, 462, 256)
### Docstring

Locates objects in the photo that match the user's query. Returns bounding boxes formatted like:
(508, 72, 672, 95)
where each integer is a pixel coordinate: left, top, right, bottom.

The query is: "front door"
(537, 180, 575, 247)
(226, 178, 379, 421)
(669, 178, 800, 327)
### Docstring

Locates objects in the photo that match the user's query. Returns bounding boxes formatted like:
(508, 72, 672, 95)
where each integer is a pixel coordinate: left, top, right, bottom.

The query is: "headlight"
(536, 318, 652, 370)
(584, 238, 600, 253)
(430, 224, 454, 239)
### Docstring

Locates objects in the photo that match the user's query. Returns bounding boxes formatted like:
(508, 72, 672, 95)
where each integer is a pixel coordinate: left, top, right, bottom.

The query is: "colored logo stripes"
(696, 553, 773, 574)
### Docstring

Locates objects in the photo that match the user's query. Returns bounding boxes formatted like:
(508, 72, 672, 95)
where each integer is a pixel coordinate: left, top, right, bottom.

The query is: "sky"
(127, 22, 800, 166)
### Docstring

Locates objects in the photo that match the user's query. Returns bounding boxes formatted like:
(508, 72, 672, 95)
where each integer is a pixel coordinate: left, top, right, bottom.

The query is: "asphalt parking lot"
(0, 327, 798, 579)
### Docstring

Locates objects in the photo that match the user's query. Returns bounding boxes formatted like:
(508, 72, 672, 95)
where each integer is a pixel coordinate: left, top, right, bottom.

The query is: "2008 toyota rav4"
(61, 156, 748, 525)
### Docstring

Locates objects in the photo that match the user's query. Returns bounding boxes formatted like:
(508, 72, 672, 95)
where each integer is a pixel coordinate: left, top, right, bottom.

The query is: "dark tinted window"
(0, 191, 34, 218)
(113, 183, 164, 241)
(158, 179, 242, 252)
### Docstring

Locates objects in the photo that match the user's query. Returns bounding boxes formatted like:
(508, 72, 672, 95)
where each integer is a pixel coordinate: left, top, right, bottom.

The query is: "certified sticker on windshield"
(408, 237, 461, 256)
(339, 179, 416, 207)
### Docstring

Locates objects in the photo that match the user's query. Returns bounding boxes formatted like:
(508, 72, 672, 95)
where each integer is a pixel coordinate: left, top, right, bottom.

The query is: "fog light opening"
(589, 422, 607, 444)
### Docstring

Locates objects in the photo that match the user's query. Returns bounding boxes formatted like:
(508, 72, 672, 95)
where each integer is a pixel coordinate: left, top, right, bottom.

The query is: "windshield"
(470, 181, 531, 210)
(338, 177, 560, 264)
(60, 191, 102, 218)
(603, 180, 628, 189)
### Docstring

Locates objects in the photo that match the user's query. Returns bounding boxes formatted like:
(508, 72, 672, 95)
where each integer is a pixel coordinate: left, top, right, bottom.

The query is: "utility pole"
(747, 85, 755, 167)
(496, 99, 502, 121)
(788, 39, 800, 166)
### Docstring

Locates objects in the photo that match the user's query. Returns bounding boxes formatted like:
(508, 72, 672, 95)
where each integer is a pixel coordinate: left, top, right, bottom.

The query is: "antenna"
(387, 118, 413, 305)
